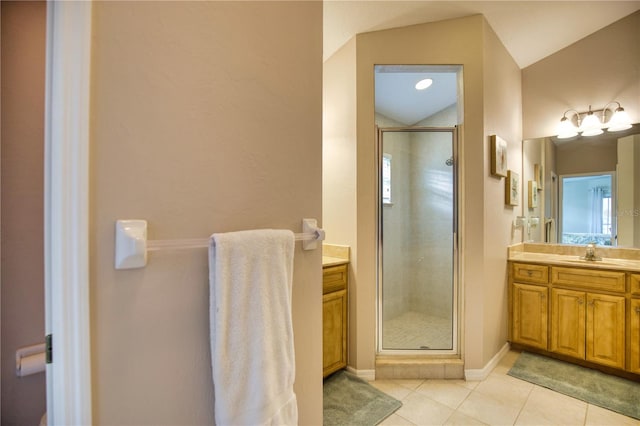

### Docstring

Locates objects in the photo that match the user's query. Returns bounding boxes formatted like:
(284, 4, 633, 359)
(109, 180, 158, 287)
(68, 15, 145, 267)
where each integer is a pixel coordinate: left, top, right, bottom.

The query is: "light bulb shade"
(415, 78, 433, 90)
(607, 108, 632, 132)
(556, 116, 578, 139)
(580, 112, 603, 136)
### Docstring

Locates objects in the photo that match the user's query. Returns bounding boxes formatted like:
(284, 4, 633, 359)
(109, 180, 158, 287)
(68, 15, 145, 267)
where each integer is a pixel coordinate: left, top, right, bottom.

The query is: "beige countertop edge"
(508, 252, 640, 272)
(322, 256, 349, 267)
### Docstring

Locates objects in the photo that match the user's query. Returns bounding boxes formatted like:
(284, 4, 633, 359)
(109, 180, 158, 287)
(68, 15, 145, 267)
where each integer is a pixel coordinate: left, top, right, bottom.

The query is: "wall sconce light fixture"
(556, 101, 632, 139)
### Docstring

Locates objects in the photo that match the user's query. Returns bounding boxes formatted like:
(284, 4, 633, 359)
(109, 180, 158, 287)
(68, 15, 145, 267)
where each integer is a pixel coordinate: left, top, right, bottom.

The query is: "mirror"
(522, 124, 640, 247)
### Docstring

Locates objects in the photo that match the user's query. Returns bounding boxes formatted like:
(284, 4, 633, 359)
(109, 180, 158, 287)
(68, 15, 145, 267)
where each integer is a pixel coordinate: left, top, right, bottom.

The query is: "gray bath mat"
(323, 370, 402, 425)
(508, 351, 640, 419)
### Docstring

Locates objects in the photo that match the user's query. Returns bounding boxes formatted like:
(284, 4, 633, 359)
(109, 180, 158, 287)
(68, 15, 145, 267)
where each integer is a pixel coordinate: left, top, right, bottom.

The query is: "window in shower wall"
(375, 65, 460, 354)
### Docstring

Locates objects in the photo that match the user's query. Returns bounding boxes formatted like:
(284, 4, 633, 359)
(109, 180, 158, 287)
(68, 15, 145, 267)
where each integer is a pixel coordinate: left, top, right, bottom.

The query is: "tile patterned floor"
(383, 311, 453, 350)
(370, 350, 640, 426)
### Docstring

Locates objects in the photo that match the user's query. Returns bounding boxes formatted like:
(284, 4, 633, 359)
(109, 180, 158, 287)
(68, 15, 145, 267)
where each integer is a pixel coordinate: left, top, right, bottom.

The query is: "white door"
(44, 2, 93, 424)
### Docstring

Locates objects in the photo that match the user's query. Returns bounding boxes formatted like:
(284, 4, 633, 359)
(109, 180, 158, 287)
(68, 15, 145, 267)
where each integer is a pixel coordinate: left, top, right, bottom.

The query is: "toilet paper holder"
(16, 343, 46, 377)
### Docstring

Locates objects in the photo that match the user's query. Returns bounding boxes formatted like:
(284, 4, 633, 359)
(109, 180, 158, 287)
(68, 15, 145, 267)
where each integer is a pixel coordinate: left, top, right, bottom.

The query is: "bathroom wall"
(90, 2, 322, 424)
(322, 37, 359, 364)
(412, 105, 458, 318)
(408, 130, 454, 319)
(613, 134, 639, 247)
(555, 139, 617, 175)
(522, 10, 640, 139)
(481, 18, 523, 367)
(0, 2, 47, 425)
(343, 14, 522, 371)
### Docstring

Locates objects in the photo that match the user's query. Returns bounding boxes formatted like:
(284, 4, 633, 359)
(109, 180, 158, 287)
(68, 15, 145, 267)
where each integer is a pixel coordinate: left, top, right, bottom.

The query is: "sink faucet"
(582, 243, 602, 261)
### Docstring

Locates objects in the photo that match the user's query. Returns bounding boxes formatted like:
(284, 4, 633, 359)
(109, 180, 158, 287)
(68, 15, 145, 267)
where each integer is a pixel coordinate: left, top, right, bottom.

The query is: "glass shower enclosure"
(377, 126, 458, 354)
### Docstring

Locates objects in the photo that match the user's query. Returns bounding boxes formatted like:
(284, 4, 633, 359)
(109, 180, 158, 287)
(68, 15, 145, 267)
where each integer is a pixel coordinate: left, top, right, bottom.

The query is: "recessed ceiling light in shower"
(415, 78, 433, 90)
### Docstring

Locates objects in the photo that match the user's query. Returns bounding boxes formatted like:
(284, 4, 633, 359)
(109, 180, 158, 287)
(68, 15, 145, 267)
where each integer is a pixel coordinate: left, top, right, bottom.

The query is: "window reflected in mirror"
(559, 173, 614, 246)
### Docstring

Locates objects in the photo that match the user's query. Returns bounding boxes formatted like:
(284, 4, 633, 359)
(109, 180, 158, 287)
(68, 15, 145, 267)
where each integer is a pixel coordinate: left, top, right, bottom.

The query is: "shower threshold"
(375, 355, 464, 380)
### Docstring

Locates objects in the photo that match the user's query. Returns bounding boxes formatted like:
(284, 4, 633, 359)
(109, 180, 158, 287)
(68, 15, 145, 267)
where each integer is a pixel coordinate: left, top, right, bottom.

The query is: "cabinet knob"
(636, 306, 640, 314)
(578, 298, 584, 305)
(526, 270, 533, 276)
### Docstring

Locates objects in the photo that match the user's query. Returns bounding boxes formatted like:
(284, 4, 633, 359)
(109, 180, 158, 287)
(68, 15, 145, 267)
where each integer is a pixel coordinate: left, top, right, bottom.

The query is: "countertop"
(508, 250, 640, 272)
(322, 256, 349, 267)
(322, 243, 350, 267)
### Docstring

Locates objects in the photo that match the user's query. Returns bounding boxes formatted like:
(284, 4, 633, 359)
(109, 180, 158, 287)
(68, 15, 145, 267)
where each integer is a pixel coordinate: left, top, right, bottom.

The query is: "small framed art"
(490, 135, 508, 178)
(534, 163, 543, 190)
(528, 180, 538, 208)
(505, 170, 519, 206)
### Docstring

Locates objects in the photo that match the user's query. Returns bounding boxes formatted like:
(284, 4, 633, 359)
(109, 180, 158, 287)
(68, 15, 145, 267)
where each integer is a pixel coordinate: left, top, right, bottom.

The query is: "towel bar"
(114, 218, 325, 270)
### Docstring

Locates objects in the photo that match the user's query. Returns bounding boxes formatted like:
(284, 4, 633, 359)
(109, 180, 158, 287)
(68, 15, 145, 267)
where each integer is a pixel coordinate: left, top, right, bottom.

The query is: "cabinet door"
(631, 299, 640, 373)
(550, 288, 585, 359)
(586, 293, 625, 369)
(513, 283, 548, 349)
(323, 289, 347, 377)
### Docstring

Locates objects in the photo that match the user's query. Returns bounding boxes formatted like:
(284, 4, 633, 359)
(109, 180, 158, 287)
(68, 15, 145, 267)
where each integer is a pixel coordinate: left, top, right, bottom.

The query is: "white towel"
(209, 229, 298, 426)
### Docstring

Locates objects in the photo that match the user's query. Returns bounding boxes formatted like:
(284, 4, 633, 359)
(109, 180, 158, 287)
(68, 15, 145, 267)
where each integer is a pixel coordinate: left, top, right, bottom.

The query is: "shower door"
(377, 127, 458, 354)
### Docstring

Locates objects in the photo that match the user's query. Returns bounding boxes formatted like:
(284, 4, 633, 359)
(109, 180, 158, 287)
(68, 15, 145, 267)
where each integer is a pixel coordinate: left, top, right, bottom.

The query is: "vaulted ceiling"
(324, 1, 640, 68)
(324, 1, 640, 125)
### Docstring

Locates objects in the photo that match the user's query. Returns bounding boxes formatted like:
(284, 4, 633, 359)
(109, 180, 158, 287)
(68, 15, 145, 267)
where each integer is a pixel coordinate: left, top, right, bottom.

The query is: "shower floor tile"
(382, 311, 453, 350)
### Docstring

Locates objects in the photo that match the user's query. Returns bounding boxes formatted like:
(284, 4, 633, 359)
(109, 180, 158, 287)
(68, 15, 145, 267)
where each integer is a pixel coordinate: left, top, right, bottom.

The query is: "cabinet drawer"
(512, 263, 549, 284)
(551, 267, 625, 293)
(323, 264, 348, 294)
(631, 274, 640, 296)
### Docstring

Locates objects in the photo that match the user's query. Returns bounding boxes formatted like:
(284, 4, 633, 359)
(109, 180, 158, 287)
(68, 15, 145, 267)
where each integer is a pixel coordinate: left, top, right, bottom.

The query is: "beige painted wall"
(556, 139, 617, 175)
(615, 134, 640, 247)
(0, 2, 47, 425)
(481, 19, 523, 366)
(329, 14, 523, 371)
(322, 38, 359, 365)
(522, 11, 640, 139)
(90, 2, 322, 424)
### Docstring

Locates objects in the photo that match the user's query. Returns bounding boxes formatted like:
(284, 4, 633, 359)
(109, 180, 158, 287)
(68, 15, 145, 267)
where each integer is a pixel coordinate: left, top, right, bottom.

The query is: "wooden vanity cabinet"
(631, 298, 640, 373)
(510, 263, 549, 349)
(631, 275, 640, 373)
(512, 283, 548, 350)
(550, 289, 625, 369)
(550, 267, 626, 369)
(510, 261, 635, 374)
(550, 288, 585, 359)
(323, 264, 348, 377)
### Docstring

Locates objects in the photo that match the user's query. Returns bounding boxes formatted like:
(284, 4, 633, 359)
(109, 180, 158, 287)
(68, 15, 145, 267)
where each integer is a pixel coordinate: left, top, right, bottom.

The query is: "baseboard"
(464, 342, 510, 381)
(346, 366, 376, 382)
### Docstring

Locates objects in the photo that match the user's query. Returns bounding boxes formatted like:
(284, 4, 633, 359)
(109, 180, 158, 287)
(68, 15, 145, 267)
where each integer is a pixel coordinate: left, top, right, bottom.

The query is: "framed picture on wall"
(528, 180, 538, 208)
(505, 170, 519, 206)
(490, 135, 508, 178)
(534, 163, 543, 190)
